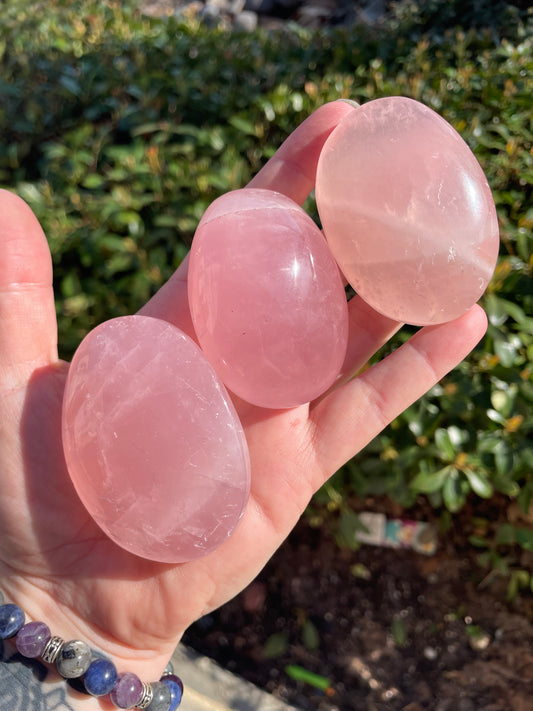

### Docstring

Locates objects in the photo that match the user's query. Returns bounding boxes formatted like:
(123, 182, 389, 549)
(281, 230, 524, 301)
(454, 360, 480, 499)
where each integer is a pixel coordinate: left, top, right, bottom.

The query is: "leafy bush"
(0, 0, 531, 580)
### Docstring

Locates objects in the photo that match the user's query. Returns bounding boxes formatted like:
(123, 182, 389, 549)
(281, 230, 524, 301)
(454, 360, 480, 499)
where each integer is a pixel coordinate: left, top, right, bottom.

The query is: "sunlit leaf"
(435, 429, 456, 461)
(464, 470, 494, 499)
(410, 465, 452, 494)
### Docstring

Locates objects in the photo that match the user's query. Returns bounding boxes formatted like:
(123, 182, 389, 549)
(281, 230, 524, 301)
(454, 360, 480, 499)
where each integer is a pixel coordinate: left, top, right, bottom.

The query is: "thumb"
(0, 190, 58, 387)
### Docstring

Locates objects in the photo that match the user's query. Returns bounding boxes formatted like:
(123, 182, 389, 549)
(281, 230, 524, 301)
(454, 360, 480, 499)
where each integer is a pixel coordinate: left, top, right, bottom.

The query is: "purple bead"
(0, 603, 25, 639)
(16, 621, 51, 658)
(110, 672, 143, 709)
(161, 674, 183, 710)
(84, 658, 118, 697)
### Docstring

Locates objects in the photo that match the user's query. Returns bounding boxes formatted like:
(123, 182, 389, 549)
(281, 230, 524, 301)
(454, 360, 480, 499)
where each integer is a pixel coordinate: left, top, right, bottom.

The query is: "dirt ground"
(183, 501, 533, 711)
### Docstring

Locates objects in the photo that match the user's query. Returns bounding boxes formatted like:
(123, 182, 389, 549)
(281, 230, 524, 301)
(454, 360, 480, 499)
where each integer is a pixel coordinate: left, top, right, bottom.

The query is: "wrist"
(1, 637, 183, 711)
(0, 571, 185, 677)
(0, 588, 184, 710)
(1, 641, 116, 711)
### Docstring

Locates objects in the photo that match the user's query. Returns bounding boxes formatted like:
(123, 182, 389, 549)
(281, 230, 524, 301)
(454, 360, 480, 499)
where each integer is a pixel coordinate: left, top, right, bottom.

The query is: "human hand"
(0, 100, 488, 707)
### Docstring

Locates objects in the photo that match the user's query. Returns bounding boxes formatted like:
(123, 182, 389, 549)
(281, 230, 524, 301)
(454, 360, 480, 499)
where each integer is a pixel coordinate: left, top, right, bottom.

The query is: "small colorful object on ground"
(62, 315, 250, 563)
(355, 511, 438, 555)
(316, 96, 500, 325)
(188, 188, 349, 409)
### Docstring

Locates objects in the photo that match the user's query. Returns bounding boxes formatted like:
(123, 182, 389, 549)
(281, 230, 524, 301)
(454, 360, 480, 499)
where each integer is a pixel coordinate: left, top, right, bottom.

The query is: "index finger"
(247, 100, 357, 204)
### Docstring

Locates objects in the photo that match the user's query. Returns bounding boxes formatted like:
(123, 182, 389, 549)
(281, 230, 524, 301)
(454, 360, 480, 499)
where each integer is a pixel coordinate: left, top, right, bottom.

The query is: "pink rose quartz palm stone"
(316, 96, 500, 325)
(62, 315, 250, 563)
(187, 188, 349, 409)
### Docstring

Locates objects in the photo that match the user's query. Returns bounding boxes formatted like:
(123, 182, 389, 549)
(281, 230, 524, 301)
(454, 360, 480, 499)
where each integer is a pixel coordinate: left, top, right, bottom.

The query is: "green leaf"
(491, 390, 512, 415)
(494, 337, 520, 368)
(496, 523, 517, 546)
(59, 74, 81, 96)
(285, 666, 331, 691)
(464, 469, 494, 499)
(301, 619, 320, 651)
(443, 469, 466, 513)
(82, 174, 105, 189)
(391, 617, 408, 647)
(350, 562, 371, 580)
(485, 293, 509, 327)
(494, 475, 520, 497)
(263, 632, 288, 659)
(336, 509, 364, 550)
(228, 115, 256, 135)
(515, 528, 533, 552)
(494, 442, 515, 478)
(518, 483, 533, 514)
(435, 429, 456, 461)
(410, 465, 451, 494)
(469, 535, 489, 548)
(507, 570, 530, 602)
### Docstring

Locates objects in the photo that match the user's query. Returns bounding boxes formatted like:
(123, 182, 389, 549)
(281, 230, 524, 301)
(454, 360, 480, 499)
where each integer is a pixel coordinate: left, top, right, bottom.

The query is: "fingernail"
(337, 99, 360, 108)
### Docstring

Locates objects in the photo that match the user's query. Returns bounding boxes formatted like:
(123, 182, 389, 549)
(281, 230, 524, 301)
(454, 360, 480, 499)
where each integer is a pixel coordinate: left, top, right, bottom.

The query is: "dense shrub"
(1, 0, 531, 583)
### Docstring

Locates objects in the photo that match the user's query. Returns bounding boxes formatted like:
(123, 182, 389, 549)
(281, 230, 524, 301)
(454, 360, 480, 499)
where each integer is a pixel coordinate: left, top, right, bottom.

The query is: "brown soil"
(184, 503, 533, 711)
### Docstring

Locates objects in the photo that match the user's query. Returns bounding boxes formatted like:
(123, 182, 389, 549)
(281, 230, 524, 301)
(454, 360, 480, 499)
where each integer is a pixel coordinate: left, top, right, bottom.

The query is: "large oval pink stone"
(188, 188, 349, 409)
(62, 315, 250, 563)
(316, 96, 500, 325)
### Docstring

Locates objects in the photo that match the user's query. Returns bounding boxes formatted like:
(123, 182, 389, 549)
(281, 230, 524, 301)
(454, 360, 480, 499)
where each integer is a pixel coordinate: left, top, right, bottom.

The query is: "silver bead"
(135, 682, 154, 709)
(41, 635, 65, 664)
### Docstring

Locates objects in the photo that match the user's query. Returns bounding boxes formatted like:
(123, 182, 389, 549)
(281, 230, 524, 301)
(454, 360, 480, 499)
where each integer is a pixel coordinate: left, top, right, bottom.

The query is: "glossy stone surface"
(188, 188, 349, 409)
(16, 621, 51, 657)
(316, 96, 500, 325)
(84, 658, 118, 696)
(146, 682, 172, 711)
(0, 603, 25, 639)
(110, 672, 143, 708)
(62, 315, 250, 563)
(161, 674, 183, 710)
(56, 639, 92, 679)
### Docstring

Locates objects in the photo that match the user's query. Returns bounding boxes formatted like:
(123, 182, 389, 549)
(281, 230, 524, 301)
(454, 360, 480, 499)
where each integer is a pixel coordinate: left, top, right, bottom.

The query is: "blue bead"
(84, 658, 118, 697)
(146, 682, 171, 711)
(161, 674, 183, 710)
(0, 603, 25, 639)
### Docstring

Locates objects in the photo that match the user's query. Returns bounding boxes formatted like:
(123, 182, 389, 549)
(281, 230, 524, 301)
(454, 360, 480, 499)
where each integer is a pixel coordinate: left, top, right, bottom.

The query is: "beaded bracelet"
(0, 591, 183, 710)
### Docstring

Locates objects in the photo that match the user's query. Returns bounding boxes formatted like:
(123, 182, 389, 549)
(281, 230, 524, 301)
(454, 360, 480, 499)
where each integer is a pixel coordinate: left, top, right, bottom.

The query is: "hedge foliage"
(1, 0, 532, 569)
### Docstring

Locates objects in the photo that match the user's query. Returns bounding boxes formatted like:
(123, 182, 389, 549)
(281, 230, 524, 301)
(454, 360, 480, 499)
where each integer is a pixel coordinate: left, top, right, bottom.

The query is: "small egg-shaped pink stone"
(188, 188, 349, 409)
(62, 315, 250, 563)
(316, 96, 500, 325)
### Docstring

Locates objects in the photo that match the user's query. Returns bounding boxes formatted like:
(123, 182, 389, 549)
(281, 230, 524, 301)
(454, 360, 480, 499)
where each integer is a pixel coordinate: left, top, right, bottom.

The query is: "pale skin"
(0, 100, 488, 709)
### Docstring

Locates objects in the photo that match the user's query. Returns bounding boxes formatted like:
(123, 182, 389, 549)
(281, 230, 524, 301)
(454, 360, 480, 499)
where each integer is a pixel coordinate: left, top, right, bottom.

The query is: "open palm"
(0, 101, 487, 688)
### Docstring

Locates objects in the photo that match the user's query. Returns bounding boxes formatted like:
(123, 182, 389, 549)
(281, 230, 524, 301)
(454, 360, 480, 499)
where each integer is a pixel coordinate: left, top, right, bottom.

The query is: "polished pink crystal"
(62, 315, 250, 563)
(316, 96, 500, 325)
(187, 188, 349, 409)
